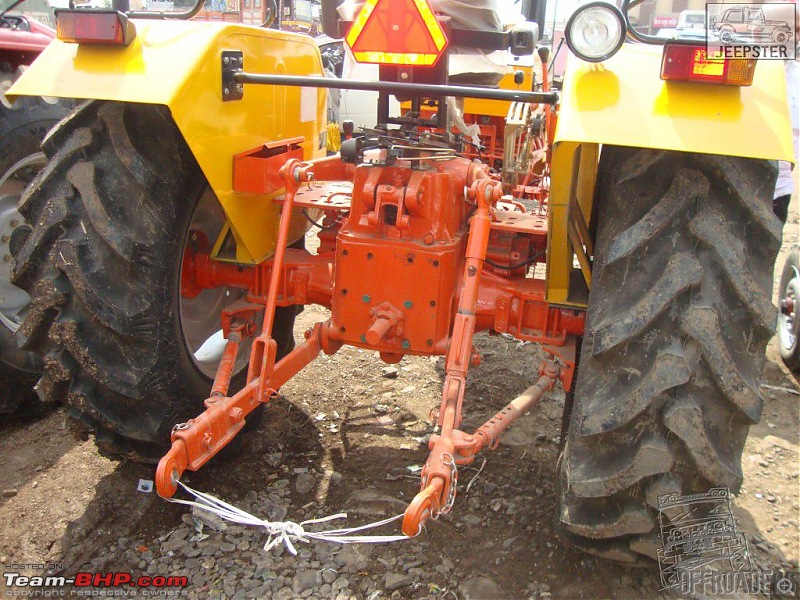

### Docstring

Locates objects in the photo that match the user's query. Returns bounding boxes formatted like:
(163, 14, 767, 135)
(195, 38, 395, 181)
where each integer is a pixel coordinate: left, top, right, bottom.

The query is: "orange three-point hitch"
(155, 144, 579, 538)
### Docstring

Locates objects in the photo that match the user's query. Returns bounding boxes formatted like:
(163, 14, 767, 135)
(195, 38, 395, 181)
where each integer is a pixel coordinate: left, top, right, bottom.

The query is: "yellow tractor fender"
(9, 20, 328, 264)
(547, 42, 794, 305)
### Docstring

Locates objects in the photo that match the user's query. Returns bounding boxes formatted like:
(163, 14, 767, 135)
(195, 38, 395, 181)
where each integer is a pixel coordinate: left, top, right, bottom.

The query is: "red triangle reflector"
(345, 0, 448, 66)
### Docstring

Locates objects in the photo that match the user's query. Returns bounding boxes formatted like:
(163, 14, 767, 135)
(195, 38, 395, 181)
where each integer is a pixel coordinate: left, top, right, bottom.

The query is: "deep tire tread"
(12, 102, 249, 458)
(558, 148, 778, 563)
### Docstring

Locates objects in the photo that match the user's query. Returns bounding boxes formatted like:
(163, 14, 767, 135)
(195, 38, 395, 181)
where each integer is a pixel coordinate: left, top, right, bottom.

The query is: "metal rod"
(233, 73, 560, 105)
(209, 333, 241, 398)
(473, 374, 554, 452)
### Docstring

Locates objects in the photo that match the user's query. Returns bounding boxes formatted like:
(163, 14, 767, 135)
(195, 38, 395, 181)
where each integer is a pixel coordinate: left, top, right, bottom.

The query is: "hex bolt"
(223, 56, 230, 64)
(229, 408, 244, 422)
(468, 266, 477, 277)
(223, 87, 230, 96)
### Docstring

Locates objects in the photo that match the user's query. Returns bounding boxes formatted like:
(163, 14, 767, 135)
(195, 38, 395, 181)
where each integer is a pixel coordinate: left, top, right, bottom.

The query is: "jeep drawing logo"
(706, 2, 797, 60)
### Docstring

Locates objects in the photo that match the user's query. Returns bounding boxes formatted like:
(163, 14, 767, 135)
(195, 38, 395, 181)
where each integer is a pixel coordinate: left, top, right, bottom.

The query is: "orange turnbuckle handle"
(210, 331, 242, 398)
(470, 365, 558, 456)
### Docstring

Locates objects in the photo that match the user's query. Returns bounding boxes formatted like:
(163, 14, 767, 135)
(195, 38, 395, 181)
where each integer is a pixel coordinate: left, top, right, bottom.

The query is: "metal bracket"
(222, 50, 244, 102)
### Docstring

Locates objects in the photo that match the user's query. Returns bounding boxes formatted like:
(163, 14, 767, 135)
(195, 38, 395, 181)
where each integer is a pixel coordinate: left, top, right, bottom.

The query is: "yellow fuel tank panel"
(9, 20, 326, 264)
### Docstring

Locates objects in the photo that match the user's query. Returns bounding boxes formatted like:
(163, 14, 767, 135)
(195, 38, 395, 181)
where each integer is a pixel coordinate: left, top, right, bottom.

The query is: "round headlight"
(565, 2, 626, 63)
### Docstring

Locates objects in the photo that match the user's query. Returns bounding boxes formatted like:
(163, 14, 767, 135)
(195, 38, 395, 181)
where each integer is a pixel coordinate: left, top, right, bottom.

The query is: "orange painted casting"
(156, 145, 585, 537)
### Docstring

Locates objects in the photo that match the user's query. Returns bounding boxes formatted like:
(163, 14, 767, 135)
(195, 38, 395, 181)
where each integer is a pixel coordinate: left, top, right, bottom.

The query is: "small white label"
(301, 87, 317, 123)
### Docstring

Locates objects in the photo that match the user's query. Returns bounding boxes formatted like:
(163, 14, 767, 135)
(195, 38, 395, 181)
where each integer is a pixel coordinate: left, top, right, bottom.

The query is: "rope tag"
(163, 481, 412, 555)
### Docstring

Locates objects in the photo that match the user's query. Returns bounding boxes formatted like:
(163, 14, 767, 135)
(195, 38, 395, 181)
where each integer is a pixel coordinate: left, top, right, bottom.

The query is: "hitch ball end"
(401, 479, 444, 537)
(155, 444, 186, 498)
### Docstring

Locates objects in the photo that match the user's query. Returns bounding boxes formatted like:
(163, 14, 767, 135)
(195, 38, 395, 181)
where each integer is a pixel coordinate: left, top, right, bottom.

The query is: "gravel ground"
(1, 203, 799, 599)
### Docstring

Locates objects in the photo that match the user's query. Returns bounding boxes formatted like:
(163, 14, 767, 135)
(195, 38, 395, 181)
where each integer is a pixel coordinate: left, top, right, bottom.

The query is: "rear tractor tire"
(12, 101, 298, 460)
(558, 147, 780, 564)
(0, 74, 74, 416)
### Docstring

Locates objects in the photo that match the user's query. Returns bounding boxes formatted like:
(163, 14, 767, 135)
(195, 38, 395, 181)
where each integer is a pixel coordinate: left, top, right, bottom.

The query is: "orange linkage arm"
(401, 176, 502, 535)
(155, 159, 329, 499)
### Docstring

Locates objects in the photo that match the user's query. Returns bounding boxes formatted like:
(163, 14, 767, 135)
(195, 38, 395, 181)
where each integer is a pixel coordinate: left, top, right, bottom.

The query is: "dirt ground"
(1, 204, 799, 599)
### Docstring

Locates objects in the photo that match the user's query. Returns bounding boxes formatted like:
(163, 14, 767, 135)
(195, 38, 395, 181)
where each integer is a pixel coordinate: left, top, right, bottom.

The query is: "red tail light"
(56, 10, 136, 46)
(661, 44, 755, 86)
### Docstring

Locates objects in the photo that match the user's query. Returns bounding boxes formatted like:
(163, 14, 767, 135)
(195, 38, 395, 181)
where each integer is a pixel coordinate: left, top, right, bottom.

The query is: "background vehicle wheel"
(772, 29, 789, 44)
(0, 74, 74, 416)
(13, 101, 299, 461)
(777, 246, 800, 371)
(557, 147, 780, 564)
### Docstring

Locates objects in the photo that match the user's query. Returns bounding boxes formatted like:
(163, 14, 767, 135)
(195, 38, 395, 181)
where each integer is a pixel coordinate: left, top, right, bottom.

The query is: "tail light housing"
(661, 44, 756, 86)
(56, 10, 136, 46)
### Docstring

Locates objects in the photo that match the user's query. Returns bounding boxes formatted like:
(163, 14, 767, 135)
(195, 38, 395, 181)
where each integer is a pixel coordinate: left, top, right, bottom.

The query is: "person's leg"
(774, 194, 791, 223)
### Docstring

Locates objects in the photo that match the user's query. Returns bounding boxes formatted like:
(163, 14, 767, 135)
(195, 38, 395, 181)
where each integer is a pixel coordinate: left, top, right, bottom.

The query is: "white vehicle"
(677, 9, 705, 30)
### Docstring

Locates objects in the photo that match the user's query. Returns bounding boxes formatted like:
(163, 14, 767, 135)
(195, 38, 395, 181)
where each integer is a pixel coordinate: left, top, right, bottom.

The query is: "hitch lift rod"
(231, 72, 560, 105)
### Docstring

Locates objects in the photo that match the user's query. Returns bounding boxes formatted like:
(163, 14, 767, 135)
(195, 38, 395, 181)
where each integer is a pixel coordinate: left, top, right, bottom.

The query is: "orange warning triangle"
(345, 0, 448, 66)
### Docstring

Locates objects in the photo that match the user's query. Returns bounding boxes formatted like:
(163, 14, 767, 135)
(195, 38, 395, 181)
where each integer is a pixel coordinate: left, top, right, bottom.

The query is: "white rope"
(163, 482, 412, 555)
(760, 383, 800, 396)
